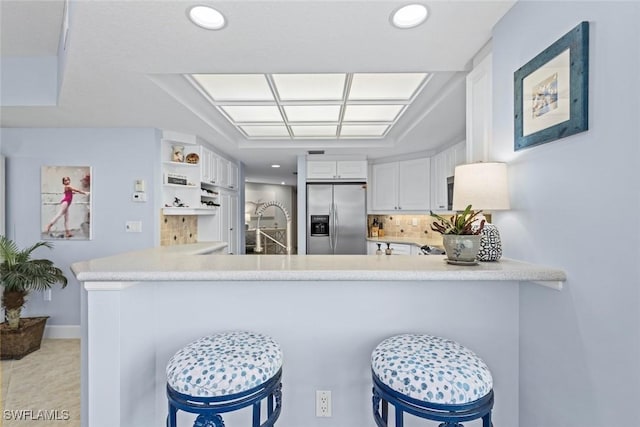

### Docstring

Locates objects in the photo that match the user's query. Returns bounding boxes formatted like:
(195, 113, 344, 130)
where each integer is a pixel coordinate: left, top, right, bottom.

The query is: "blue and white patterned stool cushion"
(371, 334, 493, 405)
(166, 331, 283, 398)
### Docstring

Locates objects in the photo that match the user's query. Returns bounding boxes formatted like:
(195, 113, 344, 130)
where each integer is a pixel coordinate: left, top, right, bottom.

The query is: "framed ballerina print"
(41, 166, 92, 240)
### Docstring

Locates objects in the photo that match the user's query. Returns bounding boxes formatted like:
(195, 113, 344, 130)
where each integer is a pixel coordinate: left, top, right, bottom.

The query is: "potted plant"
(430, 205, 485, 264)
(0, 236, 67, 359)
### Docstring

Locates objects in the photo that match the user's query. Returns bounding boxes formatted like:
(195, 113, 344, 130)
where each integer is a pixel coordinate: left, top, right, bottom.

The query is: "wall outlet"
(125, 221, 142, 232)
(132, 191, 147, 202)
(316, 390, 332, 417)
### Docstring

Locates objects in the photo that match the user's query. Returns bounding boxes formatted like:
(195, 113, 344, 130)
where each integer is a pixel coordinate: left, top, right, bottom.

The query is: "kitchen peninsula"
(72, 246, 565, 427)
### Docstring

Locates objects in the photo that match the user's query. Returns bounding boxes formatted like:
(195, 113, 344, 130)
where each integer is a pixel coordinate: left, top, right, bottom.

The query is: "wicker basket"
(0, 316, 49, 360)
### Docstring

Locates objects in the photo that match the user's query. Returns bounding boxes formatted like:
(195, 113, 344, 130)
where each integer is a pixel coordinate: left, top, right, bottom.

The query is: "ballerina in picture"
(45, 176, 89, 238)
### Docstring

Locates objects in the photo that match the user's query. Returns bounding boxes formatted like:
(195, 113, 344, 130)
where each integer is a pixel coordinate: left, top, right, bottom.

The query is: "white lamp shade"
(452, 162, 510, 211)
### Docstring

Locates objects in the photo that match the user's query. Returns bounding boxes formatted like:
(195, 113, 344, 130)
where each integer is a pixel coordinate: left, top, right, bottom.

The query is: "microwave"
(446, 176, 454, 211)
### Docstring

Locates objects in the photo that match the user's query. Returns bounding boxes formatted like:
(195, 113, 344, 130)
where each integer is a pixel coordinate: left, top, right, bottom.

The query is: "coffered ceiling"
(0, 0, 515, 186)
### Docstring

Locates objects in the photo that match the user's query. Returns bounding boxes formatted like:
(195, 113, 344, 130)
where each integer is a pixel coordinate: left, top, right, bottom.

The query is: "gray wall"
(1, 128, 161, 326)
(493, 2, 640, 426)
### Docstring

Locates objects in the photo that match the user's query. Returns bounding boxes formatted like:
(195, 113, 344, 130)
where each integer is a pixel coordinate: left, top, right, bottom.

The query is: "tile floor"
(1, 339, 80, 427)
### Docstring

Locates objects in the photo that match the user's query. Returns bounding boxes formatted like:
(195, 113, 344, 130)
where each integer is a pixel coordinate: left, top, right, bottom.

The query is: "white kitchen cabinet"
(431, 141, 466, 211)
(199, 147, 238, 191)
(371, 158, 430, 212)
(466, 53, 492, 163)
(307, 160, 367, 180)
(218, 192, 239, 254)
(227, 162, 238, 190)
(199, 146, 217, 186)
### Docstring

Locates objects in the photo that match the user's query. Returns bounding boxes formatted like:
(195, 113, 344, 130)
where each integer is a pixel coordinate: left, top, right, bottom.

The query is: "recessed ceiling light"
(188, 6, 226, 30)
(281, 181, 286, 185)
(271, 164, 281, 168)
(391, 4, 428, 29)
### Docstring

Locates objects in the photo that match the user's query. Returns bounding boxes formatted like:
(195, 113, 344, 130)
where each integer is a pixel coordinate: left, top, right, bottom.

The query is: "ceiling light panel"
(291, 125, 338, 137)
(192, 74, 274, 101)
(348, 73, 428, 100)
(272, 74, 346, 100)
(219, 106, 283, 122)
(240, 125, 290, 137)
(283, 105, 341, 122)
(343, 105, 404, 122)
(189, 72, 430, 139)
(340, 125, 390, 137)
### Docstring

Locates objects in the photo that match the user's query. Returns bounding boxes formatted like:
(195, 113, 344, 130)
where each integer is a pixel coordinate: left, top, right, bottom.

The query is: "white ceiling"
(0, 0, 515, 186)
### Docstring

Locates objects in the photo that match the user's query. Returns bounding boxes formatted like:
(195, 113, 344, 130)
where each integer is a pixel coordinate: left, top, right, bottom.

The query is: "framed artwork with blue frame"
(514, 21, 589, 151)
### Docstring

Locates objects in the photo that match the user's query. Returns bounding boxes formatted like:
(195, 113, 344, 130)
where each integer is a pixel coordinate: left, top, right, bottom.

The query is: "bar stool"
(166, 331, 283, 427)
(371, 334, 494, 427)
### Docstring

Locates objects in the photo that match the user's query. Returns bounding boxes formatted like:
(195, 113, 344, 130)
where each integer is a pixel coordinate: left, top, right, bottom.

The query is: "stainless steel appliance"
(447, 176, 455, 211)
(306, 183, 367, 254)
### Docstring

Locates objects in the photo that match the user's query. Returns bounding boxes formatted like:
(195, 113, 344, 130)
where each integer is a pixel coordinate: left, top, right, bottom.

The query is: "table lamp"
(452, 162, 510, 261)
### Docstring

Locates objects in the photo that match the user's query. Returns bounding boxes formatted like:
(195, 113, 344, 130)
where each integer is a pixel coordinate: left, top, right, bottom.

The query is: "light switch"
(134, 179, 145, 192)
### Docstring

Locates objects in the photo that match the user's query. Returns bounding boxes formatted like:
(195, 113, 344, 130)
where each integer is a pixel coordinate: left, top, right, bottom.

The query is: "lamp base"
(478, 223, 502, 261)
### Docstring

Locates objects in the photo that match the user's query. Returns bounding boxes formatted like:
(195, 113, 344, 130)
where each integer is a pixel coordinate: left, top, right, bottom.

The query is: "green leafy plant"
(430, 204, 485, 235)
(0, 236, 67, 329)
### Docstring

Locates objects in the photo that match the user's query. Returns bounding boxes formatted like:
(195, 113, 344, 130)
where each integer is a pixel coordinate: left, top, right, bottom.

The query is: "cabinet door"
(307, 161, 337, 179)
(217, 157, 229, 188)
(199, 147, 211, 184)
(227, 162, 238, 190)
(227, 194, 238, 254)
(371, 163, 398, 211)
(388, 243, 412, 255)
(218, 193, 238, 254)
(466, 53, 492, 163)
(336, 161, 367, 180)
(431, 152, 448, 211)
(398, 158, 430, 211)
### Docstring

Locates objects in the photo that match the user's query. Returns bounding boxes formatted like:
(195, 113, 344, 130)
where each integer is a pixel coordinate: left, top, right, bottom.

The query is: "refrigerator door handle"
(328, 204, 334, 250)
(333, 202, 339, 251)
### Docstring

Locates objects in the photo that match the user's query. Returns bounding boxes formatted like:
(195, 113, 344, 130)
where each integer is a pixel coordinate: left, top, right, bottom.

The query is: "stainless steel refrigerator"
(306, 183, 367, 254)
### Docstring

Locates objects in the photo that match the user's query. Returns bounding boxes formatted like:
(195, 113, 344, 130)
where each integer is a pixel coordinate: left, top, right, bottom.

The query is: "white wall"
(0, 128, 161, 326)
(492, 2, 640, 426)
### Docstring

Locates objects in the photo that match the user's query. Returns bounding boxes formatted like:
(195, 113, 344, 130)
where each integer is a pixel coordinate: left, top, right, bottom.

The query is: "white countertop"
(71, 244, 566, 286)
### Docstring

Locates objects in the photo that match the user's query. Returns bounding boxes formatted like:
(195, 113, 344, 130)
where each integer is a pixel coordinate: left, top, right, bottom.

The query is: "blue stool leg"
(167, 402, 177, 427)
(395, 407, 403, 427)
(267, 391, 274, 417)
(482, 411, 492, 427)
(252, 401, 261, 427)
(382, 399, 388, 424)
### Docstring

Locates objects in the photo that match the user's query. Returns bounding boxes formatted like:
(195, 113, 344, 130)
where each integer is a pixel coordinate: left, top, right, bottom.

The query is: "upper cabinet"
(307, 160, 367, 181)
(466, 53, 492, 163)
(431, 142, 466, 211)
(199, 148, 238, 190)
(370, 158, 430, 212)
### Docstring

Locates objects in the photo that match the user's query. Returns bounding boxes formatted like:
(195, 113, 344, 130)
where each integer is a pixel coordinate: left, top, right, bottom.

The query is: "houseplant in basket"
(430, 205, 485, 264)
(0, 236, 67, 359)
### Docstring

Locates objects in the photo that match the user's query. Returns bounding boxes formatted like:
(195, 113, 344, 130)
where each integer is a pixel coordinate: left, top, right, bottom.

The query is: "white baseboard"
(44, 325, 81, 339)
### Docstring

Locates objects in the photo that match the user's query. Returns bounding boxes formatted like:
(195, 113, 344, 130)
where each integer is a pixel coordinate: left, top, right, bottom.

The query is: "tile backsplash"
(367, 213, 492, 240)
(368, 214, 435, 239)
(160, 212, 198, 246)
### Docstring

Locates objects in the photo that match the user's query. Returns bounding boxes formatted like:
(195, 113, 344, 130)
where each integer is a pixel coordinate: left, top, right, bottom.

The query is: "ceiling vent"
(308, 150, 325, 155)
